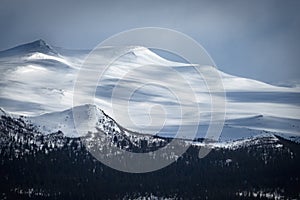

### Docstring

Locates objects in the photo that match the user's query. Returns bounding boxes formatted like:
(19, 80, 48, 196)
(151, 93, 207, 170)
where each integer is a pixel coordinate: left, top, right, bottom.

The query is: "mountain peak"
(21, 39, 57, 54)
(30, 39, 49, 48)
(28, 104, 106, 137)
(0, 39, 58, 57)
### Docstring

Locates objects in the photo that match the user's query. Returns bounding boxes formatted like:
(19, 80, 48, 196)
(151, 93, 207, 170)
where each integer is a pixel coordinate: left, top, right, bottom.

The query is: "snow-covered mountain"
(29, 104, 107, 137)
(0, 39, 299, 143)
(0, 39, 58, 57)
(0, 105, 288, 152)
(0, 105, 167, 156)
(27, 104, 165, 147)
(1, 39, 300, 200)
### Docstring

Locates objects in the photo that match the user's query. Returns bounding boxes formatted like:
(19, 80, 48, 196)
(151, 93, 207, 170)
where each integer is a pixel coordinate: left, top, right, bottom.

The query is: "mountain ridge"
(0, 39, 58, 57)
(0, 40, 299, 142)
(0, 39, 298, 90)
(0, 39, 299, 90)
(1, 104, 299, 147)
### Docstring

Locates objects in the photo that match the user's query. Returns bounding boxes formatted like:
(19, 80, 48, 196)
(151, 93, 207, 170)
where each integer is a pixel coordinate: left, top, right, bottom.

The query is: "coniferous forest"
(1, 115, 300, 199)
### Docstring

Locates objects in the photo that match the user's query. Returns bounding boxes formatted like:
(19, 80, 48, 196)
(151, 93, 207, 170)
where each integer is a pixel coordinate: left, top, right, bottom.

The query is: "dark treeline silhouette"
(0, 115, 300, 199)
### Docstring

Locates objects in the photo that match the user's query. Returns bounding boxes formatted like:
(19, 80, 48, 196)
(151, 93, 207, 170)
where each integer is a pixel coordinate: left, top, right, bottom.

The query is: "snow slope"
(28, 104, 118, 137)
(0, 39, 299, 141)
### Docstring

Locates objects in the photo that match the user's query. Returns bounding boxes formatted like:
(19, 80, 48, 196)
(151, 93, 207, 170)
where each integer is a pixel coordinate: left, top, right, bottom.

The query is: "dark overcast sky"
(1, 0, 300, 83)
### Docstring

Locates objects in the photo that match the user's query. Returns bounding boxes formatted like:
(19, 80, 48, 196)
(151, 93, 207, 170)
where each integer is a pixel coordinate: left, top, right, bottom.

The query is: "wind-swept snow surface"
(0, 40, 299, 141)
